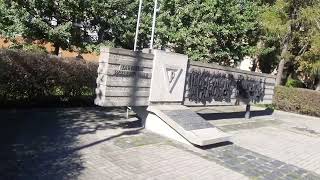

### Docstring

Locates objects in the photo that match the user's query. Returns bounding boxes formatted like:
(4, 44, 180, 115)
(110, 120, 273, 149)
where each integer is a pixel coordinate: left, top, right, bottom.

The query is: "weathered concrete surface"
(95, 48, 153, 107)
(149, 50, 188, 103)
(197, 106, 320, 176)
(146, 105, 231, 146)
(1, 107, 320, 180)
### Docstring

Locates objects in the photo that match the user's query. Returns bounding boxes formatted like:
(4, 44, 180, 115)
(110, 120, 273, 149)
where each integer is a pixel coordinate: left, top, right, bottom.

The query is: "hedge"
(0, 49, 98, 108)
(273, 86, 320, 117)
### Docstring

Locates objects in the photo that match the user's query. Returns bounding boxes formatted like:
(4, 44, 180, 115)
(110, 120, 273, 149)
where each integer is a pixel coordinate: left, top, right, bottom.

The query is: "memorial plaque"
(95, 48, 154, 107)
(162, 109, 214, 131)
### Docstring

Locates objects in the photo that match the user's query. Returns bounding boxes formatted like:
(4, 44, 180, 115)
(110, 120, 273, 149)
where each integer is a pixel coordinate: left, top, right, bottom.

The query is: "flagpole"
(134, 0, 143, 51)
(150, 0, 158, 50)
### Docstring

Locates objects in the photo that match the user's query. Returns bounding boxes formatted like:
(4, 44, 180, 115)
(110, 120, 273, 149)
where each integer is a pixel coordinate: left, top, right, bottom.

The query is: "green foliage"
(259, 0, 290, 37)
(0, 0, 25, 38)
(285, 77, 305, 88)
(257, 0, 292, 75)
(81, 41, 116, 55)
(11, 0, 91, 54)
(273, 86, 320, 117)
(157, 0, 261, 65)
(90, 0, 154, 49)
(4, 0, 261, 66)
(0, 49, 98, 108)
(258, 0, 320, 87)
(257, 37, 281, 73)
(9, 43, 48, 54)
(311, 61, 320, 78)
(1, 0, 318, 85)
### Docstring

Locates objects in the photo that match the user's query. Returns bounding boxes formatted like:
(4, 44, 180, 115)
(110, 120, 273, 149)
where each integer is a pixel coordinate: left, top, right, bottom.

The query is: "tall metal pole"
(150, 0, 158, 50)
(134, 0, 143, 51)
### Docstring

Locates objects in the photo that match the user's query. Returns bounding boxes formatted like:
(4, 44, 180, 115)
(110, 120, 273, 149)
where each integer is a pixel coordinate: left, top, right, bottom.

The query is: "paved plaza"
(1, 107, 320, 180)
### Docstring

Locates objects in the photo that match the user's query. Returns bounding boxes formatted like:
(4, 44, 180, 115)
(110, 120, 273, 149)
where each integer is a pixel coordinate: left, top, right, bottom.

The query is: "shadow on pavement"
(198, 108, 274, 121)
(196, 141, 234, 150)
(0, 107, 140, 180)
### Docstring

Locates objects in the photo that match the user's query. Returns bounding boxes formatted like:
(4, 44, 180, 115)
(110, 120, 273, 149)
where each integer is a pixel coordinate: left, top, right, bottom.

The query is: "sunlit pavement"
(1, 107, 320, 180)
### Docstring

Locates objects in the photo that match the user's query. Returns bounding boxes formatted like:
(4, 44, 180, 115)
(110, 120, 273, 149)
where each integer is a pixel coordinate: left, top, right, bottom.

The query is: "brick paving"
(203, 144, 319, 180)
(1, 107, 320, 180)
(231, 126, 320, 175)
(79, 143, 247, 180)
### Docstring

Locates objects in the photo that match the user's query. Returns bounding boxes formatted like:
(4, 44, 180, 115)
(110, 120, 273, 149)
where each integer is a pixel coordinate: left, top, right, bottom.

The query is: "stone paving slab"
(230, 126, 320, 175)
(162, 109, 214, 131)
(203, 144, 320, 180)
(166, 140, 320, 180)
(215, 119, 282, 132)
(79, 142, 248, 180)
(2, 107, 320, 180)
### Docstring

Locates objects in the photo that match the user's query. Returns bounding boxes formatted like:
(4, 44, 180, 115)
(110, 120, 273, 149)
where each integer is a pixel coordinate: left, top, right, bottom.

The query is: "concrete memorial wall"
(184, 61, 276, 106)
(95, 47, 277, 146)
(95, 48, 154, 106)
(95, 47, 276, 107)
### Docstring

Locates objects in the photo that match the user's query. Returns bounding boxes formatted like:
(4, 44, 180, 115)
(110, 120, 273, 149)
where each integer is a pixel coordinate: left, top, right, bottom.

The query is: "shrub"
(9, 43, 48, 54)
(0, 49, 98, 108)
(273, 86, 320, 117)
(285, 77, 305, 88)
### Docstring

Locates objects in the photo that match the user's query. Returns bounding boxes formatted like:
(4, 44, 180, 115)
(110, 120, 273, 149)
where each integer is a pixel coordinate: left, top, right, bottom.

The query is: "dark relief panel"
(187, 69, 265, 104)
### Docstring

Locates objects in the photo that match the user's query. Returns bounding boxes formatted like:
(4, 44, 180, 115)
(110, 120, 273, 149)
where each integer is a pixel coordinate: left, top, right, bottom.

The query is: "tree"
(5, 0, 261, 64)
(0, 0, 24, 39)
(156, 0, 260, 66)
(298, 2, 320, 90)
(259, 0, 320, 86)
(12, 0, 92, 55)
(89, 0, 154, 50)
(259, 0, 292, 85)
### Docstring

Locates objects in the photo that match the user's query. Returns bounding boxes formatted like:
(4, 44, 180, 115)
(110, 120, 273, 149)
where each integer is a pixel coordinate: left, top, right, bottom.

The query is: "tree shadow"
(0, 107, 141, 180)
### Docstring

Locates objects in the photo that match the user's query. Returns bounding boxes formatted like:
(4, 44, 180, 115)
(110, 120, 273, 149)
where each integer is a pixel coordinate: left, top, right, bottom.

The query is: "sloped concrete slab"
(145, 105, 231, 146)
(162, 109, 214, 130)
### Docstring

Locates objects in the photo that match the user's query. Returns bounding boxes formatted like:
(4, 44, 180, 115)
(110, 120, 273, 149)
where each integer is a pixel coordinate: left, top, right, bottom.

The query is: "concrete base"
(145, 112, 191, 145)
(133, 105, 231, 146)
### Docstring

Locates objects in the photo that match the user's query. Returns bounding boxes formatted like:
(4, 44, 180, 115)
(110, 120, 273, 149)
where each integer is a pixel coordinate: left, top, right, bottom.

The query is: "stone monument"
(95, 47, 277, 146)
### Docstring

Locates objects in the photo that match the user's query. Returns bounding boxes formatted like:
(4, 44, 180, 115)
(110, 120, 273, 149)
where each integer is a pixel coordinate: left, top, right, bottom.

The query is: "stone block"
(149, 50, 188, 103)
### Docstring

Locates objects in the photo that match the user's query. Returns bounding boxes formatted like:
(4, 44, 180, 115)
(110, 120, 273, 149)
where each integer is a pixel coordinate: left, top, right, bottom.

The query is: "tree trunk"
(316, 78, 320, 91)
(251, 58, 257, 72)
(275, 59, 286, 86)
(275, 40, 289, 86)
(53, 43, 60, 56)
(251, 40, 263, 72)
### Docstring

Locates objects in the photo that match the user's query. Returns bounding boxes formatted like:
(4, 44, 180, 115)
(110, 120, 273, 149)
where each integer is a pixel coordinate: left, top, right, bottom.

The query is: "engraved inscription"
(96, 48, 153, 107)
(108, 65, 152, 79)
(119, 65, 143, 71)
(113, 70, 151, 79)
